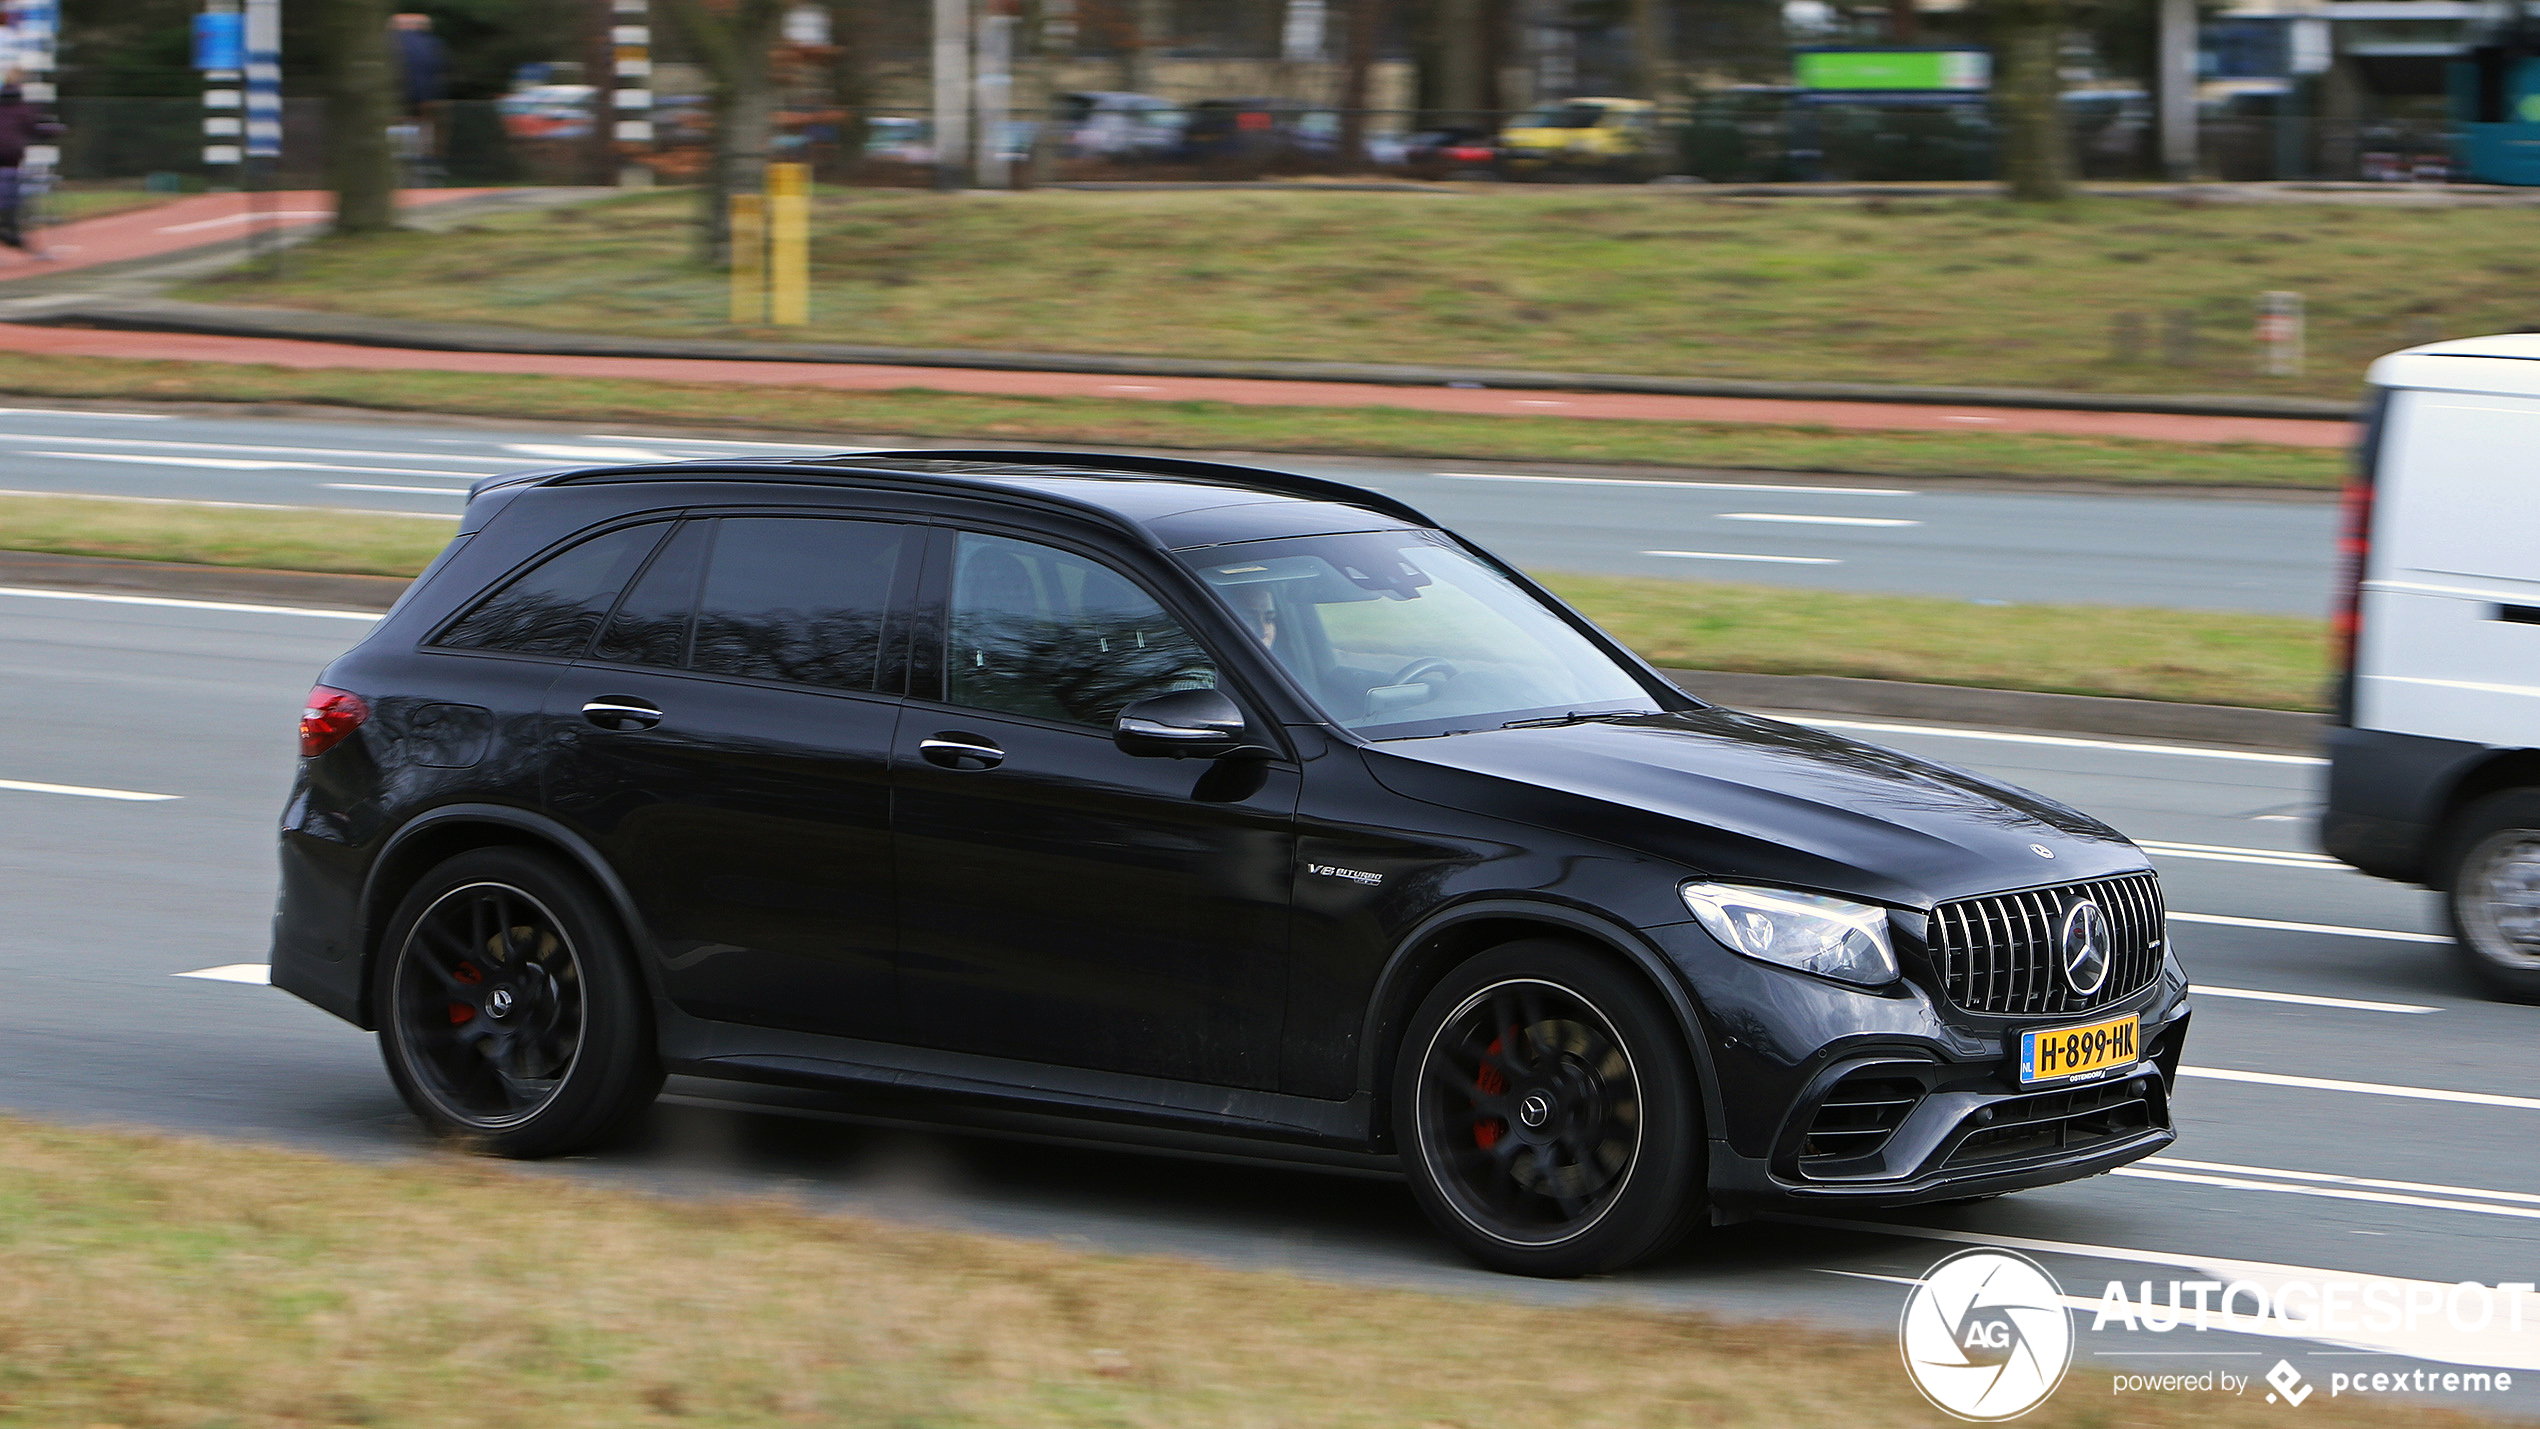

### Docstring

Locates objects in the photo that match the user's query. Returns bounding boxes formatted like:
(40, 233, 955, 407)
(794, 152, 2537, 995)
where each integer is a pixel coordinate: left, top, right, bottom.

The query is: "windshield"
(1181, 531, 1660, 739)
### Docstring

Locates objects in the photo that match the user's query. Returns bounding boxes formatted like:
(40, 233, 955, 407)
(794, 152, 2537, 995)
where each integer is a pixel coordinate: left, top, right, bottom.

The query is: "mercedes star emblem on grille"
(2059, 899, 2111, 995)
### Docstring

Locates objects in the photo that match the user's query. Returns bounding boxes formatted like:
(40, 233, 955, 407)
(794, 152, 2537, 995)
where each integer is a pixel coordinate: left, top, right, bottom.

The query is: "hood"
(1363, 708, 2145, 910)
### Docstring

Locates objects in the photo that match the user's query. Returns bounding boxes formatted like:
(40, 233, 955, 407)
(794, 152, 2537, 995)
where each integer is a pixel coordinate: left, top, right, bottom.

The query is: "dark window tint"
(690, 517, 906, 691)
(594, 519, 708, 668)
(948, 531, 1215, 727)
(436, 523, 665, 657)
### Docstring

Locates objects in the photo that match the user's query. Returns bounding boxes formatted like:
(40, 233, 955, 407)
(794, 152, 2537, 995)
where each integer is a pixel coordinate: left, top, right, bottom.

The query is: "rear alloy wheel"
(2446, 791, 2540, 1002)
(374, 848, 661, 1157)
(1396, 940, 1704, 1277)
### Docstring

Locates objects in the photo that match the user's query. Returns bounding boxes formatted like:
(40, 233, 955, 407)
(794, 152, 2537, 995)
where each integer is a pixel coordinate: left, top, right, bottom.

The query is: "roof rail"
(822, 449, 1442, 530)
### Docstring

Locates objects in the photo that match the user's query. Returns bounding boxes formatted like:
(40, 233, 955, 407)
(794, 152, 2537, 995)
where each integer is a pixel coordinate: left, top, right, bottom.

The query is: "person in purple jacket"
(0, 84, 64, 255)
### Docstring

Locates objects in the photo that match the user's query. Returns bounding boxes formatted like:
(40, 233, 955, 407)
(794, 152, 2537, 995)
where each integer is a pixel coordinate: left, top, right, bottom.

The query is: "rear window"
(434, 523, 666, 658)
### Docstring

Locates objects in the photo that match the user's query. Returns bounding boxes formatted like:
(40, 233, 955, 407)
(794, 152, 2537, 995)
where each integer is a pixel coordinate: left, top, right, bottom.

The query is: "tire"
(2443, 790, 2540, 1002)
(372, 847, 662, 1157)
(1393, 939, 1705, 1277)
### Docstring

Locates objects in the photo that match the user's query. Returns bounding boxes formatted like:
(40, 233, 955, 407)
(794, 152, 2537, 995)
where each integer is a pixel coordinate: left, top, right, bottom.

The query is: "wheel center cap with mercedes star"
(271, 447, 2187, 1278)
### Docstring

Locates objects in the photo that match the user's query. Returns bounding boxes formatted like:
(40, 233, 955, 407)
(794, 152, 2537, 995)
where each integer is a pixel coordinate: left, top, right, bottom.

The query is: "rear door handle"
(582, 696, 663, 731)
(920, 732, 1004, 770)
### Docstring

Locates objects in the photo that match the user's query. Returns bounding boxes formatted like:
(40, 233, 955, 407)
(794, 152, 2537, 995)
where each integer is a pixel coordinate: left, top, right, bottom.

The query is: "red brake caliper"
(1474, 1034, 1508, 1149)
(449, 961, 483, 1024)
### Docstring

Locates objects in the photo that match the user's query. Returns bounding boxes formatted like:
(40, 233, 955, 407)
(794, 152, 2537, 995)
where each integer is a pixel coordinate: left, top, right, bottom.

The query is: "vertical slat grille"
(1926, 872, 2166, 1017)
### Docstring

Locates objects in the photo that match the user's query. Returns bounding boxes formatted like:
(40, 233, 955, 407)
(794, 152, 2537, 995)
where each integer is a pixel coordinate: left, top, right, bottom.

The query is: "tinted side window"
(436, 523, 665, 657)
(947, 531, 1216, 727)
(594, 519, 708, 668)
(689, 517, 907, 692)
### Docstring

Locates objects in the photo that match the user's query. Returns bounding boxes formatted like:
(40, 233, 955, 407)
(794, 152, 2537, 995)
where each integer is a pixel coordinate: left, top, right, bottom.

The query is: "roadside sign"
(1796, 49, 1991, 93)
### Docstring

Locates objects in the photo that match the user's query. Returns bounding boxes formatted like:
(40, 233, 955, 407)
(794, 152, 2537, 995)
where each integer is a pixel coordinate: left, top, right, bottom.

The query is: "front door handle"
(919, 732, 1004, 770)
(582, 696, 663, 732)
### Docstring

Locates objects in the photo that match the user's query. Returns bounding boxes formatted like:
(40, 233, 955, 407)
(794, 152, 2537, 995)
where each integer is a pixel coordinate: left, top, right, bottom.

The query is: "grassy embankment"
(189, 186, 2482, 402)
(0, 1114, 2497, 1429)
(0, 348, 2336, 489)
(0, 491, 2325, 709)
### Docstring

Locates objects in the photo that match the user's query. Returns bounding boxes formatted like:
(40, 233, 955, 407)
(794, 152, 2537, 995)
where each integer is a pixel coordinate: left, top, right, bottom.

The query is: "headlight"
(1680, 882, 1898, 987)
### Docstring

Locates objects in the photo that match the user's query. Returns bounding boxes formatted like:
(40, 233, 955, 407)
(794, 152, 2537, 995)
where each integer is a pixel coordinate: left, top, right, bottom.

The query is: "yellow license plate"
(2018, 1014, 2140, 1085)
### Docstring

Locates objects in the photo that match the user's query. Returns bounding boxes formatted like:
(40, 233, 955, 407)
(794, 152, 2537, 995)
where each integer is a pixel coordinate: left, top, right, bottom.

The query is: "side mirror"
(1114, 688, 1252, 759)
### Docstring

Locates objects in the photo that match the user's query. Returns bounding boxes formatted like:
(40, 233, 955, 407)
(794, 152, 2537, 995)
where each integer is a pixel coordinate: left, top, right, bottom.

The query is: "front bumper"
(1642, 919, 2191, 1215)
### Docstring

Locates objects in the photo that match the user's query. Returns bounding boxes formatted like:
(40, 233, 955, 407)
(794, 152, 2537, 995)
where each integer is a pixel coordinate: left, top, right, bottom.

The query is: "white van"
(2325, 334, 2540, 998)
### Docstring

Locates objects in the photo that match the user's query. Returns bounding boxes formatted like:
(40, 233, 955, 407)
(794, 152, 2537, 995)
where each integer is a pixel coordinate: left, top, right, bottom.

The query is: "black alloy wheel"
(2445, 790, 2540, 1002)
(1396, 940, 1704, 1277)
(374, 848, 661, 1157)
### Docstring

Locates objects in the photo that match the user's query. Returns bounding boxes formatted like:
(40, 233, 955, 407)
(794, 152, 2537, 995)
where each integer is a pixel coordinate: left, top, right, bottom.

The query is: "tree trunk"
(1434, 0, 1484, 125)
(325, 0, 398, 234)
(1990, 0, 2068, 201)
(662, 0, 787, 265)
(1337, 0, 1382, 165)
(1126, 0, 1167, 91)
(1627, 0, 1666, 100)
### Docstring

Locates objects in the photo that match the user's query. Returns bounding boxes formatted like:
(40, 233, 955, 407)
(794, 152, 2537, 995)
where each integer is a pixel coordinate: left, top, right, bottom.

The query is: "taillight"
(300, 685, 369, 757)
(2332, 475, 2372, 678)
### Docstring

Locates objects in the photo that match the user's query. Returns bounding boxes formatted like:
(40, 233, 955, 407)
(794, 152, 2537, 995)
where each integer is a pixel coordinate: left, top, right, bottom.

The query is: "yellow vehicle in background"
(1498, 97, 1663, 180)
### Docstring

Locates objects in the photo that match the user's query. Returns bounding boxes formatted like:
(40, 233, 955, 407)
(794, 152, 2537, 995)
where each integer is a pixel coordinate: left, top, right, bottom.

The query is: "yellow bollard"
(767, 162, 810, 327)
(729, 192, 766, 326)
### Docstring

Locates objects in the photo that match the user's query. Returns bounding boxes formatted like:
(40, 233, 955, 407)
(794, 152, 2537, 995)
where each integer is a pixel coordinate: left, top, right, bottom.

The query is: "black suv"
(273, 450, 2188, 1276)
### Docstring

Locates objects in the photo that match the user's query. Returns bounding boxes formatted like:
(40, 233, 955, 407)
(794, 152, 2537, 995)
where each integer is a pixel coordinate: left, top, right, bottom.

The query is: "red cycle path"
(0, 189, 501, 279)
(0, 191, 2349, 449)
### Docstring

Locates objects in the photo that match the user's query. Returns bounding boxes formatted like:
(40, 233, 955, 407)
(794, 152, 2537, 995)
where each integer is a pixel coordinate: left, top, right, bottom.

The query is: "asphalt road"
(0, 403, 2339, 615)
(9, 584, 2538, 1416)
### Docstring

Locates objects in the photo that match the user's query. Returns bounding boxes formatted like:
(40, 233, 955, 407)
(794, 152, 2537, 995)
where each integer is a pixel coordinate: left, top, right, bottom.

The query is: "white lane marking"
(1435, 471, 1917, 496)
(2190, 984, 2438, 1014)
(2142, 845, 2355, 871)
(2170, 911, 2448, 944)
(1781, 1214, 2540, 1370)
(0, 408, 173, 420)
(1716, 512, 1922, 527)
(1644, 550, 1843, 565)
(2116, 1166, 2540, 1223)
(0, 777, 180, 801)
(31, 451, 489, 477)
(502, 443, 677, 461)
(585, 434, 872, 451)
(2182, 1065, 2540, 1111)
(0, 432, 527, 462)
(174, 963, 270, 984)
(0, 487, 458, 520)
(157, 210, 331, 233)
(1794, 717, 2327, 767)
(2150, 1156, 2540, 1209)
(0, 586, 384, 621)
(324, 483, 470, 495)
(2141, 838, 2341, 865)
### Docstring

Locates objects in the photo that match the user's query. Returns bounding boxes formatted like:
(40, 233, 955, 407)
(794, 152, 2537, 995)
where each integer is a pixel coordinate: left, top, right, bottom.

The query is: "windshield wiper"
(1498, 709, 1650, 731)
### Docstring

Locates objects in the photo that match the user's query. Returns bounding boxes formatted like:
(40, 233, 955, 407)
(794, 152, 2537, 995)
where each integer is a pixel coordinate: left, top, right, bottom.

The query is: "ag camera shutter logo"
(1900, 1248, 2074, 1420)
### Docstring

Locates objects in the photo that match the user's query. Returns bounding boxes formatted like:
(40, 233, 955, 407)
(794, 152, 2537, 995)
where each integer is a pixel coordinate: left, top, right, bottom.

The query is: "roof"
(484, 448, 1441, 550)
(2368, 333, 2540, 399)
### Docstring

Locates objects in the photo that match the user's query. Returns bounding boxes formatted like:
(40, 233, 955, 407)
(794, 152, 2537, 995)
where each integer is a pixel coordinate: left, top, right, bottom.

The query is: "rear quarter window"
(433, 523, 667, 657)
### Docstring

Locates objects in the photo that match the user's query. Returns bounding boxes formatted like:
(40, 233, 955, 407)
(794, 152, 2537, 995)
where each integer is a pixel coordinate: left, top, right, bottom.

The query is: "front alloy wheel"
(1397, 941, 1704, 1276)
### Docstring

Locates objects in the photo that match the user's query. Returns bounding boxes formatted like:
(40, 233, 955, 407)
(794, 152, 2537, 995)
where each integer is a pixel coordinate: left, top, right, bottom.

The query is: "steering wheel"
(1387, 658, 1460, 687)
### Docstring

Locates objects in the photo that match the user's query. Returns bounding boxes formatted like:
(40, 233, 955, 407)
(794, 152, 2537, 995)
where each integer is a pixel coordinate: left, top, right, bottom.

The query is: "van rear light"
(2332, 474, 2372, 676)
(300, 686, 369, 757)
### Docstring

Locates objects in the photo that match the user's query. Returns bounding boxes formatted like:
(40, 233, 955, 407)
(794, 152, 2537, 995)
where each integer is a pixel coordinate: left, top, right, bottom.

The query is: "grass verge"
(0, 1114, 2496, 1429)
(182, 186, 2503, 400)
(0, 493, 2328, 710)
(0, 349, 2340, 488)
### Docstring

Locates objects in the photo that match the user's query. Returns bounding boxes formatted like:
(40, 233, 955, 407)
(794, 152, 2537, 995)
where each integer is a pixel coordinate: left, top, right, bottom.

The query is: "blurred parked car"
(1396, 127, 1501, 180)
(1500, 97, 1662, 180)
(1182, 98, 1339, 165)
(1056, 91, 1186, 159)
(497, 84, 596, 141)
